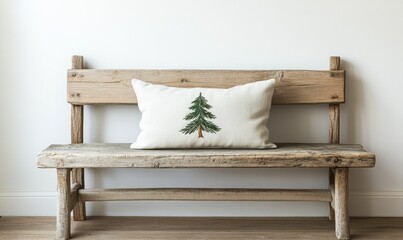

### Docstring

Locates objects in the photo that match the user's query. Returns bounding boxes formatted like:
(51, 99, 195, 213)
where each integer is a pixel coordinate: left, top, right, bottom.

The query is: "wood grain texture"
(56, 169, 71, 240)
(71, 56, 86, 222)
(330, 184, 335, 209)
(69, 183, 80, 212)
(67, 69, 345, 105)
(78, 188, 331, 202)
(330, 56, 341, 71)
(328, 56, 341, 144)
(37, 143, 375, 169)
(329, 167, 335, 221)
(71, 167, 85, 221)
(71, 105, 83, 144)
(2, 217, 403, 240)
(71, 55, 83, 69)
(329, 105, 340, 143)
(335, 168, 350, 240)
(328, 56, 341, 221)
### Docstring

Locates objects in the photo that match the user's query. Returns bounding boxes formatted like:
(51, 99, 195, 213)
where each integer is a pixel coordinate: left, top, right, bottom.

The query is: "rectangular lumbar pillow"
(131, 79, 277, 149)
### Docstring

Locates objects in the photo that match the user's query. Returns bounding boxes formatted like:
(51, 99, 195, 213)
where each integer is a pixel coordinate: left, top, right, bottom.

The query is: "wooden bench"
(36, 56, 375, 240)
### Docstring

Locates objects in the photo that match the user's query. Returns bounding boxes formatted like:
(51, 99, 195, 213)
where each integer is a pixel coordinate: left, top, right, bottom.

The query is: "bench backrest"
(67, 58, 345, 105)
(68, 56, 344, 145)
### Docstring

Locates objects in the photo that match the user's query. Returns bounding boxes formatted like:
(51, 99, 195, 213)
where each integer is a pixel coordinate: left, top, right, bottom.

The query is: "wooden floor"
(0, 217, 402, 239)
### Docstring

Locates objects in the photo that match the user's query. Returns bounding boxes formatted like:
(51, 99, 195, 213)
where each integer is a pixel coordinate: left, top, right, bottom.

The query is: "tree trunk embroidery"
(198, 126, 203, 138)
(180, 92, 221, 138)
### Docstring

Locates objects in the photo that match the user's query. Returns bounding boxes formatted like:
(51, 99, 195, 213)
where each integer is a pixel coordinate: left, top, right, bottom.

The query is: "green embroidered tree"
(180, 92, 221, 138)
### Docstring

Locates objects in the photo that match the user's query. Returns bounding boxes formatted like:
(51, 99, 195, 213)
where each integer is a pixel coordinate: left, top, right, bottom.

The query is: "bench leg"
(334, 168, 350, 240)
(329, 168, 335, 221)
(57, 169, 71, 240)
(72, 168, 86, 221)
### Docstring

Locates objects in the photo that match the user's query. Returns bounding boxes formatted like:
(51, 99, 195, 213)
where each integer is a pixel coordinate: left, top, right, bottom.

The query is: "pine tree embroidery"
(180, 92, 221, 138)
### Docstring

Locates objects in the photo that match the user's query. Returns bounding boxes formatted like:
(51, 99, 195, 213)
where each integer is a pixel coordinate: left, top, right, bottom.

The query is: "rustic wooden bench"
(37, 56, 375, 240)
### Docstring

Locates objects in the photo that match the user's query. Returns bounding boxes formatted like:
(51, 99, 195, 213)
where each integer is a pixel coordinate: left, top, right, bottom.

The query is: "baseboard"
(350, 191, 403, 216)
(1, 190, 402, 217)
(0, 190, 57, 216)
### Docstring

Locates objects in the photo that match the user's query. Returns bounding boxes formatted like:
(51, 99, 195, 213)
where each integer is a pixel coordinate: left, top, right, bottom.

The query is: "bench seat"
(37, 143, 375, 169)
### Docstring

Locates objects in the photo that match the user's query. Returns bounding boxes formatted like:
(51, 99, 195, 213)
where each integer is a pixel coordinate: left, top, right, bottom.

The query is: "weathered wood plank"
(71, 55, 86, 222)
(78, 188, 331, 202)
(56, 169, 71, 240)
(67, 69, 345, 105)
(37, 143, 375, 169)
(335, 168, 350, 240)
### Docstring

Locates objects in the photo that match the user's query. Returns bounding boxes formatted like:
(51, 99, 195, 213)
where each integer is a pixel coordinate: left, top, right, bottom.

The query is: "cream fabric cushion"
(131, 79, 277, 149)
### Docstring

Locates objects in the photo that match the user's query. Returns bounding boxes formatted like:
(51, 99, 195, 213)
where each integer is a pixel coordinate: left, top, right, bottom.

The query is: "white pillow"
(131, 79, 277, 149)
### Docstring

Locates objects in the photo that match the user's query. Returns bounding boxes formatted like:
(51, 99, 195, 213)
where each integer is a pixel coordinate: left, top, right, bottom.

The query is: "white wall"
(1, 0, 402, 216)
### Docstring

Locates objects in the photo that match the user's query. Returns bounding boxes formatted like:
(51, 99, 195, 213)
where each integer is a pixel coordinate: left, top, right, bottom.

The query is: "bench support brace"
(78, 188, 332, 202)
